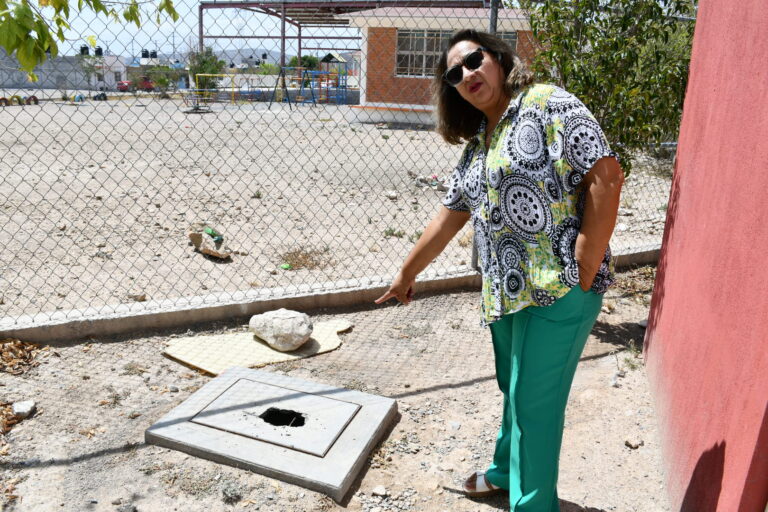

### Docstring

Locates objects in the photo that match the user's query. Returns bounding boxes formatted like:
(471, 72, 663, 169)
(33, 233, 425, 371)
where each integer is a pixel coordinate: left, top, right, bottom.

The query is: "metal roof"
(199, 1, 489, 27)
(320, 51, 346, 63)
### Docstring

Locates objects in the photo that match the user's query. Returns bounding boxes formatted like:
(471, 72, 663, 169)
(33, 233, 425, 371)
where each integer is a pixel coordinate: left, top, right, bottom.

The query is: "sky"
(58, 0, 362, 61)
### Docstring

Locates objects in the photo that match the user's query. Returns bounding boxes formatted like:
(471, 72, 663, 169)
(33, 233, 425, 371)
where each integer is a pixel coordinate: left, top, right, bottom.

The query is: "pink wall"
(644, 1, 768, 511)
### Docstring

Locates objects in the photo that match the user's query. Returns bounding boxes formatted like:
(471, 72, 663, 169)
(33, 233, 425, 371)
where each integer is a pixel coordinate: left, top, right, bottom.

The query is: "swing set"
(268, 63, 349, 110)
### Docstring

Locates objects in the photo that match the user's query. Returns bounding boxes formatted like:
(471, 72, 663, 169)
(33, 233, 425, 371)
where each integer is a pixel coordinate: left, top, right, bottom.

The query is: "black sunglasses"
(443, 47, 489, 87)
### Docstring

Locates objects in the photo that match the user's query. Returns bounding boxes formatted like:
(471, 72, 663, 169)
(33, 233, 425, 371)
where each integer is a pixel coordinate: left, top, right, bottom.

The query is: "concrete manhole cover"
(145, 367, 397, 500)
(190, 378, 361, 457)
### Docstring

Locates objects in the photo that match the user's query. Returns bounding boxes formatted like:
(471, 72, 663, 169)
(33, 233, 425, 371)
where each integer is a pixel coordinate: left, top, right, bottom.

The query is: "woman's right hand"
(374, 206, 469, 307)
(374, 272, 415, 305)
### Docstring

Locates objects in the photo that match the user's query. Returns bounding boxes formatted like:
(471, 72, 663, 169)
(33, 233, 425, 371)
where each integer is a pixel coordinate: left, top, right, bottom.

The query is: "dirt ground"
(0, 265, 670, 512)
(0, 98, 671, 320)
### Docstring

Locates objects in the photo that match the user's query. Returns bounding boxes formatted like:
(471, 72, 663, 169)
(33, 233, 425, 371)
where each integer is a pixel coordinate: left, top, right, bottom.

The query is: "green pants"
(485, 286, 603, 511)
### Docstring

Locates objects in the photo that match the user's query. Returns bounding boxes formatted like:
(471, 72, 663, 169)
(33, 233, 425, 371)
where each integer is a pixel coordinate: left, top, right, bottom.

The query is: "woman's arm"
(375, 206, 471, 304)
(575, 156, 624, 291)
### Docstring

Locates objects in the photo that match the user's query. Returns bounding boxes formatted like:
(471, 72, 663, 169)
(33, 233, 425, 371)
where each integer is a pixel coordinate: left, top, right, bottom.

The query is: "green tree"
(520, 0, 696, 173)
(188, 47, 226, 90)
(287, 55, 319, 70)
(145, 65, 183, 98)
(257, 62, 280, 75)
(75, 53, 98, 97)
(0, 0, 178, 80)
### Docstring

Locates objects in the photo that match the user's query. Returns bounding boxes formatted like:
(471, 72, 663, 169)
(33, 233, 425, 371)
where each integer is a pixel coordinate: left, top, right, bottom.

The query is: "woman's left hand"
(578, 262, 599, 292)
(575, 156, 624, 292)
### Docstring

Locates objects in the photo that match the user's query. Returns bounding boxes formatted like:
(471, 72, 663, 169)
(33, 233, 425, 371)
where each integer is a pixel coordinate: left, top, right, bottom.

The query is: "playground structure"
(179, 68, 349, 111)
(286, 66, 350, 105)
(296, 53, 351, 105)
(303, 70, 348, 104)
(198, 1, 364, 106)
(181, 73, 239, 110)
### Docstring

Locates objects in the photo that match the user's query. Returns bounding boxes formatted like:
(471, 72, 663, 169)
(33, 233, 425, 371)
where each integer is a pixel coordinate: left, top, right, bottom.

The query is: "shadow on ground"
(440, 486, 608, 511)
(561, 501, 608, 512)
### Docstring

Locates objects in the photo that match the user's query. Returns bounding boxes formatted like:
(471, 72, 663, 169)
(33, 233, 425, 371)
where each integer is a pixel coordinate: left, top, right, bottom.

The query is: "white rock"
(637, 318, 648, 328)
(249, 309, 313, 352)
(371, 485, 388, 497)
(449, 421, 462, 431)
(12, 400, 36, 419)
(384, 190, 398, 200)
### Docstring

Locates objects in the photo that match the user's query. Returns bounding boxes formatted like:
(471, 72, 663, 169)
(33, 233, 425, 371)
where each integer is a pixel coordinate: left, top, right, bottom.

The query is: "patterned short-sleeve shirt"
(443, 83, 616, 326)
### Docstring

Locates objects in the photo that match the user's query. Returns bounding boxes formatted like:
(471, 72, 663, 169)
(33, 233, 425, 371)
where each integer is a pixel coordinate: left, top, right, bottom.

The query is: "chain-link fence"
(0, 5, 674, 508)
(0, 1, 673, 326)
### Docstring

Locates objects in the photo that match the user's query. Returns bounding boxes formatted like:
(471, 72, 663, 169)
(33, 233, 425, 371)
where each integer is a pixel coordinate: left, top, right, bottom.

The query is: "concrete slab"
(145, 367, 398, 501)
(191, 378, 360, 457)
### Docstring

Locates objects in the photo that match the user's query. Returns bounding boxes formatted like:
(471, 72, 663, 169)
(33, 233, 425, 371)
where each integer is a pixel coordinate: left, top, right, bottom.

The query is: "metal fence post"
(489, 0, 500, 34)
(471, 0, 501, 273)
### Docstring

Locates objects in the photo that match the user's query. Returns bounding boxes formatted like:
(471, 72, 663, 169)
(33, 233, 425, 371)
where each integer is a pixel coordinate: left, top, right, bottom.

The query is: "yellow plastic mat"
(163, 319, 353, 375)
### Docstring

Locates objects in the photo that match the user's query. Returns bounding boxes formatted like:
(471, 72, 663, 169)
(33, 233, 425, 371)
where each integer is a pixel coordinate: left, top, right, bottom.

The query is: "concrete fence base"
(0, 247, 658, 344)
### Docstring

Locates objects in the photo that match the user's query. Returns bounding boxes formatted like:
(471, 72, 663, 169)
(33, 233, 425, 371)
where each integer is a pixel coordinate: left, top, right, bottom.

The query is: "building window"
(396, 30, 452, 77)
(395, 29, 518, 78)
(96, 72, 104, 81)
(114, 72, 122, 82)
(499, 31, 518, 51)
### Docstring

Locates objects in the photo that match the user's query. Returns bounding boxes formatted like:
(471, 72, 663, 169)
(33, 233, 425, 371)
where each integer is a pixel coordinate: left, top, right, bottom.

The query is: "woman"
(375, 29, 624, 511)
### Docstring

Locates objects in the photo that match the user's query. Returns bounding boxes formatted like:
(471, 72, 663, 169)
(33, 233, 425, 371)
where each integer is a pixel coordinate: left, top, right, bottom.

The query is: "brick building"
(346, 7, 532, 122)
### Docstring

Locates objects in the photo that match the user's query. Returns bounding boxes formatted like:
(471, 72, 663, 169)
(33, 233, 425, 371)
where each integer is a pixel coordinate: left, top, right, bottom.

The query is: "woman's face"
(445, 40, 508, 116)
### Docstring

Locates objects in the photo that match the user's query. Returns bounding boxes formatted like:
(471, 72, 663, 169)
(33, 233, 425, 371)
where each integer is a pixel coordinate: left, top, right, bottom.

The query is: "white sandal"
(462, 471, 504, 498)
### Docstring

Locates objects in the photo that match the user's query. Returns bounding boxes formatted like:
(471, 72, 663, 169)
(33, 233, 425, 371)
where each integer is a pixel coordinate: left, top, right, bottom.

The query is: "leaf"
(15, 38, 36, 71)
(0, 22, 15, 51)
(85, 34, 96, 47)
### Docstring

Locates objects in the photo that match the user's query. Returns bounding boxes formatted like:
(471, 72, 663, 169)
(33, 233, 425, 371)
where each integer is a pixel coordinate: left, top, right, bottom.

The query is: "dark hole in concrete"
(259, 407, 306, 427)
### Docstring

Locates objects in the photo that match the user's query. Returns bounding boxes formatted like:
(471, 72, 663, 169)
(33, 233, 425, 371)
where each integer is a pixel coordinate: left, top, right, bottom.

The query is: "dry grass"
(614, 265, 656, 298)
(98, 385, 124, 408)
(1, 476, 24, 506)
(279, 247, 332, 271)
(1, 339, 46, 375)
(120, 362, 147, 376)
(162, 469, 220, 497)
(383, 227, 405, 239)
(458, 229, 474, 248)
(1, 403, 20, 436)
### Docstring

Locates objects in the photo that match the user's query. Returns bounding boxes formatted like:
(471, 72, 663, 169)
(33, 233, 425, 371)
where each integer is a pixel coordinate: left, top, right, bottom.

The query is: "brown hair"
(433, 29, 534, 144)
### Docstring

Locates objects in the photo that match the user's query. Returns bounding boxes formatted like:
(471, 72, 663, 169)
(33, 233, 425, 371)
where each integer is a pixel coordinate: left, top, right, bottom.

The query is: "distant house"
(92, 55, 129, 90)
(0, 49, 84, 90)
(0, 49, 127, 91)
(346, 7, 533, 122)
